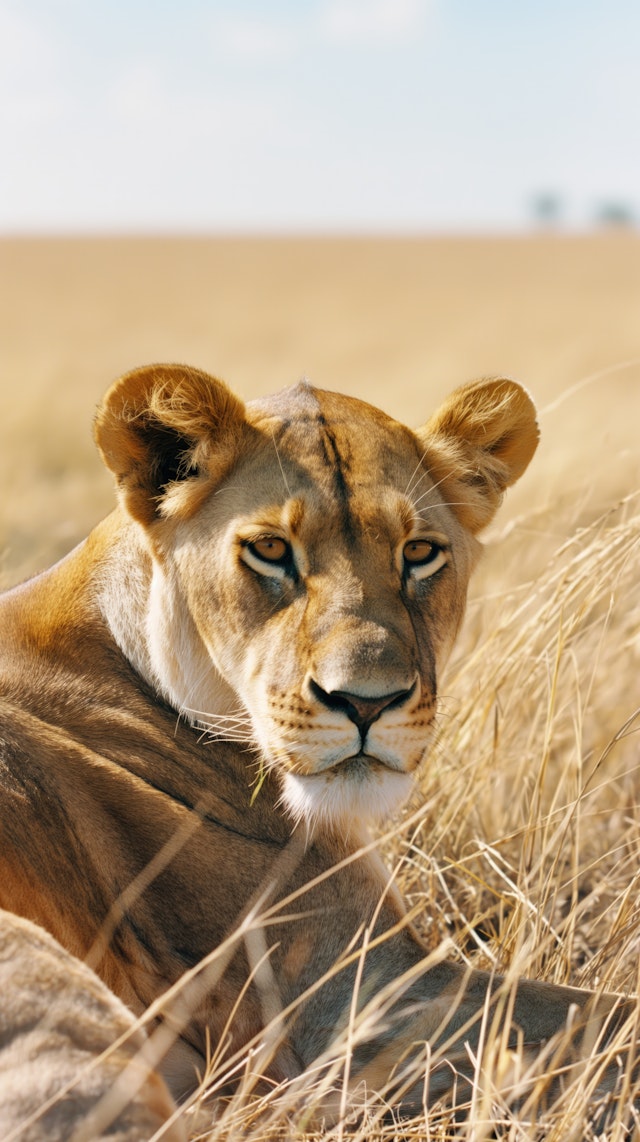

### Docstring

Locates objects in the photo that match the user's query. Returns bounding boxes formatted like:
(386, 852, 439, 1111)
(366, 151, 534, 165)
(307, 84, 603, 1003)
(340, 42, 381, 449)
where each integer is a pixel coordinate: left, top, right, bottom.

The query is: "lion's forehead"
(246, 381, 424, 495)
(193, 382, 457, 565)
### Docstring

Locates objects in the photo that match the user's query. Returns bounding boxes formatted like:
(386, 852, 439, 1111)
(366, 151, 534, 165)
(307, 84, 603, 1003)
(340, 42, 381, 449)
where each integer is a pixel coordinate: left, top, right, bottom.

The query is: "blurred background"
(1, 0, 640, 586)
(3, 0, 640, 233)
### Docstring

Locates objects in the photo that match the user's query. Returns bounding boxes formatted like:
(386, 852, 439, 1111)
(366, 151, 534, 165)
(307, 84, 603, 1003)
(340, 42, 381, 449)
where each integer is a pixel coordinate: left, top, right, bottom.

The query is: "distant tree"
(530, 192, 563, 227)
(594, 201, 635, 228)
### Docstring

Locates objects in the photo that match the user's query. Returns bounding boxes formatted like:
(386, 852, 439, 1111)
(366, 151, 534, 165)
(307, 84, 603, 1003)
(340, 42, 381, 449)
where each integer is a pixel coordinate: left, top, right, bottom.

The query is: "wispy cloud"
(105, 59, 285, 148)
(108, 62, 165, 126)
(0, 3, 66, 127)
(319, 0, 430, 44)
(207, 3, 430, 65)
(209, 13, 298, 64)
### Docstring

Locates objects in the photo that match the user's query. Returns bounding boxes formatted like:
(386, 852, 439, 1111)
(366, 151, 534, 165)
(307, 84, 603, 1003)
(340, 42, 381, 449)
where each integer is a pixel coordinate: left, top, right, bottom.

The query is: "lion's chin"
(280, 760, 414, 833)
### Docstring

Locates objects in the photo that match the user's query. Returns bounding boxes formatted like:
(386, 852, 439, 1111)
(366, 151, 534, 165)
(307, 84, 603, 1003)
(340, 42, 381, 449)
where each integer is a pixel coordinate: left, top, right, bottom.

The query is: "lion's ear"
(416, 378, 539, 534)
(94, 363, 246, 525)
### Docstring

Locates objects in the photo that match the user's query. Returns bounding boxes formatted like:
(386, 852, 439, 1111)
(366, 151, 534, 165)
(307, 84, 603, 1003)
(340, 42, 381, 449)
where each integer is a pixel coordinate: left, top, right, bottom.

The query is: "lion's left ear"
(416, 377, 539, 533)
(94, 363, 246, 526)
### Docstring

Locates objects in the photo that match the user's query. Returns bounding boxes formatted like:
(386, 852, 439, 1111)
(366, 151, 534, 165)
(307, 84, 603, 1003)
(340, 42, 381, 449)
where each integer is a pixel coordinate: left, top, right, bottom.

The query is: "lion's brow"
(315, 413, 356, 541)
(269, 405, 358, 539)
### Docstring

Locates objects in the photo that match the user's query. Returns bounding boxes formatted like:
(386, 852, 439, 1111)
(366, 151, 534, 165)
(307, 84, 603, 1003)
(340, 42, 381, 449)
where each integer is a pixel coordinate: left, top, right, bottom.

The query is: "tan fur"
(0, 365, 633, 1127)
(0, 910, 185, 1141)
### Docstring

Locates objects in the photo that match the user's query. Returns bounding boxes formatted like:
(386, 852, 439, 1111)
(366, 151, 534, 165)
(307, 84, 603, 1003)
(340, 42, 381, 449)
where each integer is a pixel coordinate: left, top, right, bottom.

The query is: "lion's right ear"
(94, 364, 246, 525)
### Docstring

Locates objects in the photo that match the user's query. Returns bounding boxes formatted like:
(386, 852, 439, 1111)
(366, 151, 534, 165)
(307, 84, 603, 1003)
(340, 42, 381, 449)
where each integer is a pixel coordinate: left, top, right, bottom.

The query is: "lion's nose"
(309, 679, 416, 734)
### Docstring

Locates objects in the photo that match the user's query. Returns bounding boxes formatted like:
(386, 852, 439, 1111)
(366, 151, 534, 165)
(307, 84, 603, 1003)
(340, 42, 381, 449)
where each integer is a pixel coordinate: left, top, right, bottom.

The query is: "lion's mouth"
(324, 753, 402, 781)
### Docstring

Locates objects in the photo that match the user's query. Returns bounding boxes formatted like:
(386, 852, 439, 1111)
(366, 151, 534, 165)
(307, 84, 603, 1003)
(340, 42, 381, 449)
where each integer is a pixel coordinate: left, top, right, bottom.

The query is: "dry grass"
(175, 492, 640, 1142)
(1, 235, 640, 1138)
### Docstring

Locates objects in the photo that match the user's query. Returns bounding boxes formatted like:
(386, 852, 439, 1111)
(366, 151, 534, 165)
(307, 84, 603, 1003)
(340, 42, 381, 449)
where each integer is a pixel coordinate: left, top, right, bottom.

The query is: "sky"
(1, 0, 639, 232)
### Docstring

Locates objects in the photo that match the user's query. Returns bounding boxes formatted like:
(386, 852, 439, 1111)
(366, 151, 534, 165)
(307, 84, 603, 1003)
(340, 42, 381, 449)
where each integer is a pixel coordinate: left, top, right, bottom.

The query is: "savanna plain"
(1, 235, 640, 1139)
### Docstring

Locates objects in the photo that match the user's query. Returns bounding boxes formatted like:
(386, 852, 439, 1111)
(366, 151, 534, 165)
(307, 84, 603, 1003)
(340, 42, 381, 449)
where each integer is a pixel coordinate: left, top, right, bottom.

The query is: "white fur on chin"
(281, 764, 414, 832)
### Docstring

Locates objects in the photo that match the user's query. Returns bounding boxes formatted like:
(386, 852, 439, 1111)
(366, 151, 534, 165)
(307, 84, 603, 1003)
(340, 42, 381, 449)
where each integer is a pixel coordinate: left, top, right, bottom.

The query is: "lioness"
(0, 365, 634, 1133)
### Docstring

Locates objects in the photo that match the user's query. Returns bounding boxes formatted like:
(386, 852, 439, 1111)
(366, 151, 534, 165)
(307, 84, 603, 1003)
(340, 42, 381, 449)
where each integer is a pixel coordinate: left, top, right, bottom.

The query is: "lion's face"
(95, 366, 539, 829)
(170, 383, 475, 826)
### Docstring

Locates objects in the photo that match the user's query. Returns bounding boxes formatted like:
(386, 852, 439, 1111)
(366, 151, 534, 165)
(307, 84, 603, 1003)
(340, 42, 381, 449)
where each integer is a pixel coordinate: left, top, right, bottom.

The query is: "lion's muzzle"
(308, 677, 418, 738)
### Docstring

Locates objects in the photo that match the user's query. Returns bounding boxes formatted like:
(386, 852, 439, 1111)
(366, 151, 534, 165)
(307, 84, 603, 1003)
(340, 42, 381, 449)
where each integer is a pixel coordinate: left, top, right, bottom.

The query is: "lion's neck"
(97, 513, 240, 723)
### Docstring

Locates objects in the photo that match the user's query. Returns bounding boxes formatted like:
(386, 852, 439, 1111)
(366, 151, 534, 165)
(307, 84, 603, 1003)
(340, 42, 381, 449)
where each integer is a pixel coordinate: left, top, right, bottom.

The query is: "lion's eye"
(403, 539, 448, 580)
(404, 540, 436, 565)
(249, 537, 289, 564)
(242, 536, 294, 580)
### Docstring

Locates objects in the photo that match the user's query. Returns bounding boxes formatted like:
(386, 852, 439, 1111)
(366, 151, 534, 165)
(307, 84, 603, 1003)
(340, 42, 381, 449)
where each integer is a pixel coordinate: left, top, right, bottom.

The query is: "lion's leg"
(352, 960, 634, 1105)
(270, 849, 636, 1117)
(294, 952, 635, 1123)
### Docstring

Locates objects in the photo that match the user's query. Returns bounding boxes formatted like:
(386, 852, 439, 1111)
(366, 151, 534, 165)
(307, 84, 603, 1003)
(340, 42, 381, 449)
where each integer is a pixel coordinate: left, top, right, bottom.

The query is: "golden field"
(1, 235, 640, 1138)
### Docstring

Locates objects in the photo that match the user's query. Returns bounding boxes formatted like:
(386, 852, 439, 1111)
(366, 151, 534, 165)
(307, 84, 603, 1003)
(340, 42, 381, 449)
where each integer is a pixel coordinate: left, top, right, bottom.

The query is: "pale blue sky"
(2, 0, 639, 231)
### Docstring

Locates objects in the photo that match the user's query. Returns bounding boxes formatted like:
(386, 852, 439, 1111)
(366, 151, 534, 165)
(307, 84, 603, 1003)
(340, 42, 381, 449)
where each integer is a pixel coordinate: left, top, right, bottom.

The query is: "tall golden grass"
(1, 236, 639, 1138)
(169, 490, 640, 1142)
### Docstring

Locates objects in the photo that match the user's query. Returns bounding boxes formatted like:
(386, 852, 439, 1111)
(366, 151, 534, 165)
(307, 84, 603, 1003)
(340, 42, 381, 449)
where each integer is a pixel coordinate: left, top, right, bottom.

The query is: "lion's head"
(95, 366, 538, 830)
